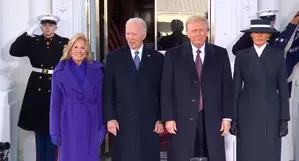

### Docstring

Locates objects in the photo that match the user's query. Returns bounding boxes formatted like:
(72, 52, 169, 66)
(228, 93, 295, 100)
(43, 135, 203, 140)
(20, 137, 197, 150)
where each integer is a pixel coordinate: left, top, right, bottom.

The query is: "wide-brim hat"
(37, 14, 60, 25)
(241, 19, 278, 33)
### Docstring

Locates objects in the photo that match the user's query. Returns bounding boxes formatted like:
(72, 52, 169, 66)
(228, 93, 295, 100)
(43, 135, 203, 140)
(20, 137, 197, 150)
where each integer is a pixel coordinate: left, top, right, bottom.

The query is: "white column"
(0, 0, 54, 161)
(29, 0, 52, 19)
(52, 0, 87, 38)
(0, 0, 30, 160)
(257, 0, 279, 13)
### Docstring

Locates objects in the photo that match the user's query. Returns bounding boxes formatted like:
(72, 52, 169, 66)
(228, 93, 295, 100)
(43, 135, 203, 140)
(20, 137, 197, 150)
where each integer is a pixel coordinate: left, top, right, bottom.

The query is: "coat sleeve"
(270, 23, 297, 50)
(9, 32, 32, 57)
(232, 53, 243, 120)
(103, 53, 117, 123)
(232, 33, 253, 55)
(221, 49, 233, 119)
(161, 50, 176, 122)
(98, 78, 106, 145)
(156, 53, 164, 121)
(50, 70, 62, 135)
(277, 51, 291, 121)
(98, 68, 105, 129)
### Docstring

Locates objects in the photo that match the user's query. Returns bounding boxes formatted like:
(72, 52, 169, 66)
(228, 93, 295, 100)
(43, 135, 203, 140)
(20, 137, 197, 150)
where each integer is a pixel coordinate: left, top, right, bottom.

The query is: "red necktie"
(195, 49, 203, 111)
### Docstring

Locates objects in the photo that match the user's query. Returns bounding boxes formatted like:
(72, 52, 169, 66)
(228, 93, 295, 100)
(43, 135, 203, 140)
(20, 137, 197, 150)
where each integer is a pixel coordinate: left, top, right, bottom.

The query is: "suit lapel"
(117, 46, 137, 73)
(138, 46, 151, 73)
(194, 43, 217, 86)
(82, 61, 101, 91)
(202, 44, 216, 78)
(122, 45, 151, 73)
(260, 45, 270, 61)
(250, 46, 265, 72)
(181, 43, 199, 81)
(61, 60, 83, 92)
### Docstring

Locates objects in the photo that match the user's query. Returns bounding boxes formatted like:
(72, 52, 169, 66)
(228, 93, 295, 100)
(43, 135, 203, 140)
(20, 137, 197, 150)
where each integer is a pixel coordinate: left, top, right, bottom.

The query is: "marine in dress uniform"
(9, 14, 69, 161)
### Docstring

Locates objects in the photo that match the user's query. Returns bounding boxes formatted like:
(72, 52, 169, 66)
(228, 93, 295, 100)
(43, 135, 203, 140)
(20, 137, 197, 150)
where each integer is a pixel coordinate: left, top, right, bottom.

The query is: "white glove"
(26, 24, 39, 37)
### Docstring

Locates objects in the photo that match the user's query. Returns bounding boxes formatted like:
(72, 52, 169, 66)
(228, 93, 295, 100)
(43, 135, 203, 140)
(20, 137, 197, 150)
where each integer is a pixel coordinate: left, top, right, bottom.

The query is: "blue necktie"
(134, 51, 141, 69)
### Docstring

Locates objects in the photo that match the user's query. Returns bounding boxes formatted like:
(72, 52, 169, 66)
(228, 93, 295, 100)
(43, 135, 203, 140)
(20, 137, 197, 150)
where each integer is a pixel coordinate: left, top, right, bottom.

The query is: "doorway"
(88, 0, 213, 159)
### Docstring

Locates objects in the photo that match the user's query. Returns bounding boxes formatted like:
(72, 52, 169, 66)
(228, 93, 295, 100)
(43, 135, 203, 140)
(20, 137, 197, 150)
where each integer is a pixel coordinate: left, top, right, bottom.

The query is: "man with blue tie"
(103, 18, 164, 161)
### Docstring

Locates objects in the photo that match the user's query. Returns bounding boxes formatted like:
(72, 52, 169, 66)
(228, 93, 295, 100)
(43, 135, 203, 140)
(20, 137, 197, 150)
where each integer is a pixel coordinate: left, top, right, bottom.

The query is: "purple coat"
(50, 59, 105, 161)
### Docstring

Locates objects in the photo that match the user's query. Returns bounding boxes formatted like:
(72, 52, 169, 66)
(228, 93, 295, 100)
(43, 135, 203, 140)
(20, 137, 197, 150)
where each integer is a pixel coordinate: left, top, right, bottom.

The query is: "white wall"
(52, 0, 87, 38)
(0, 1, 32, 160)
(276, 0, 299, 31)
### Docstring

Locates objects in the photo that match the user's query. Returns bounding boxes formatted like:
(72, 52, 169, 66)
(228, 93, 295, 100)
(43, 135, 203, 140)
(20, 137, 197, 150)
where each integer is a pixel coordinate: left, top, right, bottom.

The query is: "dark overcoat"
(103, 45, 164, 161)
(9, 33, 68, 134)
(161, 43, 233, 161)
(233, 46, 290, 161)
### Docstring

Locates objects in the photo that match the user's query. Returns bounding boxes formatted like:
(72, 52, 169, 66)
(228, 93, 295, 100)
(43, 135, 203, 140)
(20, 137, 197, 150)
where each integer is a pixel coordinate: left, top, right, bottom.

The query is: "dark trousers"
(194, 110, 209, 158)
(35, 133, 57, 161)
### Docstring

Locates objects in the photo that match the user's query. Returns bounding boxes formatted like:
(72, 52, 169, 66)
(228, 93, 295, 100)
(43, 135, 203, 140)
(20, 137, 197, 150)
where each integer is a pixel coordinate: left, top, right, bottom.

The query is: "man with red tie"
(161, 15, 233, 161)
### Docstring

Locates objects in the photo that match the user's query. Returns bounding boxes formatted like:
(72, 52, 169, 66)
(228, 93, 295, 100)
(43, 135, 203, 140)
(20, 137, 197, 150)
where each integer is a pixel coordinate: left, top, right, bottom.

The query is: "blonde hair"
(60, 33, 93, 61)
(186, 15, 210, 32)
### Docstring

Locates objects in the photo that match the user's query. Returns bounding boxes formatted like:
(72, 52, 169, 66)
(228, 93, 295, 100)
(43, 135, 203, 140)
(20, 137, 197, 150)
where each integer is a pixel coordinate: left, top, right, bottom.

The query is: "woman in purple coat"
(50, 33, 105, 161)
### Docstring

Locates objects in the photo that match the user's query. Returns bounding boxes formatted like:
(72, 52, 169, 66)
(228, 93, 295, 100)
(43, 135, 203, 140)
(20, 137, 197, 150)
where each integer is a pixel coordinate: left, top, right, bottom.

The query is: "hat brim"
(41, 20, 57, 25)
(37, 14, 60, 23)
(241, 28, 278, 33)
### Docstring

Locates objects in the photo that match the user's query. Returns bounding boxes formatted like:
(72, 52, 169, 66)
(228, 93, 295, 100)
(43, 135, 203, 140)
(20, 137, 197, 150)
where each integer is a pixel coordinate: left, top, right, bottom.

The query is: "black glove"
(229, 120, 238, 136)
(279, 121, 288, 137)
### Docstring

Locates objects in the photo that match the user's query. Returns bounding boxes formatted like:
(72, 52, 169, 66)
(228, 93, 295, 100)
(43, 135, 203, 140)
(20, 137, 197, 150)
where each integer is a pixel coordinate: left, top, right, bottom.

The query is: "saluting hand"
(154, 121, 164, 134)
(165, 121, 177, 134)
(290, 11, 299, 24)
(107, 120, 119, 136)
(220, 120, 231, 136)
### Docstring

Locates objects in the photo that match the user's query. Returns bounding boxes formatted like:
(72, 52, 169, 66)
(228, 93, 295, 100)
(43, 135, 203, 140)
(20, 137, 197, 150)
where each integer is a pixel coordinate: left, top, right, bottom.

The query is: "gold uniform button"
(48, 90, 51, 93)
(41, 64, 44, 67)
(38, 88, 41, 91)
(39, 76, 42, 79)
(51, 66, 53, 69)
(47, 47, 49, 49)
(49, 77, 52, 80)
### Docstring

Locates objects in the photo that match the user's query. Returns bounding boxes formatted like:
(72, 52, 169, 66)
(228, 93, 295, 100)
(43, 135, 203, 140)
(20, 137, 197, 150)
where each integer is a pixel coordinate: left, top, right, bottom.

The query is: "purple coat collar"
(54, 59, 103, 92)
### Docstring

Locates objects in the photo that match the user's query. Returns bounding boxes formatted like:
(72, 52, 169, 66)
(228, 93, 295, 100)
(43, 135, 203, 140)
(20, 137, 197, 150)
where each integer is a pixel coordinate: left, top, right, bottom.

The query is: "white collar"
(191, 43, 205, 53)
(254, 43, 267, 57)
(130, 44, 144, 59)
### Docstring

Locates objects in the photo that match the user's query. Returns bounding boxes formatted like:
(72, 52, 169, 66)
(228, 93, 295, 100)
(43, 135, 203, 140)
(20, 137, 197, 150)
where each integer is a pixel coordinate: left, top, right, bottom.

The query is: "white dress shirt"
(190, 43, 231, 121)
(254, 43, 267, 57)
(130, 44, 144, 60)
(191, 42, 205, 62)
